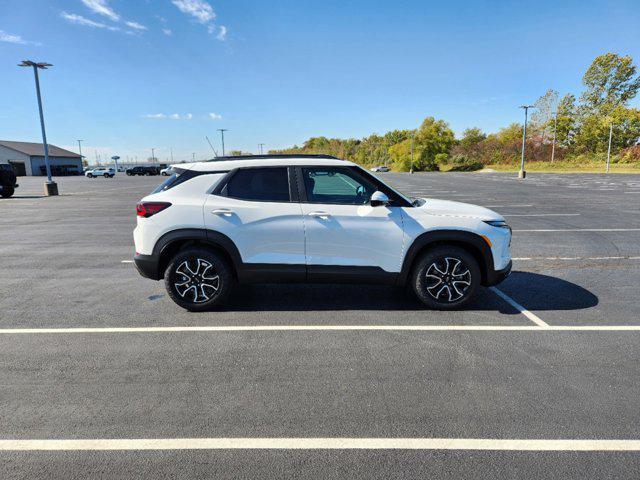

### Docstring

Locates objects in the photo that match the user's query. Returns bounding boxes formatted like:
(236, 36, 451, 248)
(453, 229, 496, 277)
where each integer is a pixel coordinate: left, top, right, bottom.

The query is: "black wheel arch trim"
(397, 230, 497, 287)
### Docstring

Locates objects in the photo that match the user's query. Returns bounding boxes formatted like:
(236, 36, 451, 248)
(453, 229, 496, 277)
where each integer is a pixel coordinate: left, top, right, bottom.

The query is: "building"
(0, 140, 83, 176)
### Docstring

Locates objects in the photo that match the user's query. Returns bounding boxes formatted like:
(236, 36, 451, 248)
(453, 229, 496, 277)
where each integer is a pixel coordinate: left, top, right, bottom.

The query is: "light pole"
(519, 105, 534, 179)
(217, 129, 228, 156)
(550, 111, 558, 163)
(606, 123, 614, 174)
(77, 139, 84, 168)
(192, 152, 196, 162)
(19, 60, 57, 195)
(151, 148, 156, 163)
(410, 132, 415, 174)
(259, 143, 265, 155)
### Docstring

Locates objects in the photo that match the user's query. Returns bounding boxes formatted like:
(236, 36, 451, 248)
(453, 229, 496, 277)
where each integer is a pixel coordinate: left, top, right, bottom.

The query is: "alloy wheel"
(424, 256, 472, 302)
(174, 258, 220, 303)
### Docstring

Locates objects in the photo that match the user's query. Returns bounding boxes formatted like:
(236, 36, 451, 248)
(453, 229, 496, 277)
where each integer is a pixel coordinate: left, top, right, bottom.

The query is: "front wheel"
(1, 186, 14, 198)
(411, 246, 480, 310)
(87, 174, 93, 178)
(164, 248, 234, 311)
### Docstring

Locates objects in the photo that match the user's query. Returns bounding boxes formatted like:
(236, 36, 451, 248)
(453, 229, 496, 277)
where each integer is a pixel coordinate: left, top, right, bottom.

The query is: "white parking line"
(484, 204, 533, 208)
(2, 437, 639, 451)
(504, 213, 580, 217)
(513, 256, 640, 261)
(121, 260, 133, 264)
(514, 228, 640, 232)
(3, 325, 640, 334)
(490, 287, 549, 328)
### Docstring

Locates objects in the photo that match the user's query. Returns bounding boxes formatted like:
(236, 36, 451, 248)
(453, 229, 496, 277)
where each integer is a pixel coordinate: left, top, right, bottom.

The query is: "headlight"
(484, 220, 509, 229)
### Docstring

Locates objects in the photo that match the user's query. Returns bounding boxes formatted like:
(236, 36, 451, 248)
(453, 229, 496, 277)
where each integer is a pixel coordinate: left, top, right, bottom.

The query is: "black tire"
(103, 173, 109, 178)
(411, 246, 480, 310)
(1, 186, 14, 198)
(87, 173, 93, 178)
(164, 248, 234, 311)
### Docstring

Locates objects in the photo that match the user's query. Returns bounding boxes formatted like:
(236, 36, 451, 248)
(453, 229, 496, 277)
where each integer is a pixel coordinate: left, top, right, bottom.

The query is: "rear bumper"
(133, 253, 161, 280)
(484, 260, 512, 286)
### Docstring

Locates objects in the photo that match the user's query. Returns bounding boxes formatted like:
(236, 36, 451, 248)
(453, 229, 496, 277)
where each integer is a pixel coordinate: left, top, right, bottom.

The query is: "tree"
(413, 117, 455, 169)
(530, 89, 559, 140)
(555, 94, 577, 147)
(581, 53, 640, 111)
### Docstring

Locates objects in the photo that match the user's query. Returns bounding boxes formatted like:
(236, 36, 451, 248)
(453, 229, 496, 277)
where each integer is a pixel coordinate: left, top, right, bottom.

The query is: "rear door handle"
(308, 211, 331, 219)
(211, 209, 234, 217)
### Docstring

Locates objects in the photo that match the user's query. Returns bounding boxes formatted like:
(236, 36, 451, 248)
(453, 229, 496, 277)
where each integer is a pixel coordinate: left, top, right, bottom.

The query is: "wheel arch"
(154, 229, 242, 280)
(397, 230, 494, 286)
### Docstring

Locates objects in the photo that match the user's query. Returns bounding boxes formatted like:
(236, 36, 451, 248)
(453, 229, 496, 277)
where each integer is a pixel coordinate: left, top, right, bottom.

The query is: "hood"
(415, 198, 503, 221)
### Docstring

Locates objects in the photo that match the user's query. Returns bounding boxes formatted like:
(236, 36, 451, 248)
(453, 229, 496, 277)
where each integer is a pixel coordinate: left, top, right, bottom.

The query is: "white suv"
(86, 167, 115, 178)
(133, 155, 511, 311)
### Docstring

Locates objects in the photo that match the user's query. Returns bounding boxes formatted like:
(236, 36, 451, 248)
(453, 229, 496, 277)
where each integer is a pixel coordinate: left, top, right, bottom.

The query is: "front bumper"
(133, 253, 161, 280)
(484, 260, 512, 286)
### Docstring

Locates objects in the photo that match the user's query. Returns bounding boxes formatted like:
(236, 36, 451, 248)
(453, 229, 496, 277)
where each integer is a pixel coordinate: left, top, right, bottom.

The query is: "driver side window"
(301, 167, 377, 205)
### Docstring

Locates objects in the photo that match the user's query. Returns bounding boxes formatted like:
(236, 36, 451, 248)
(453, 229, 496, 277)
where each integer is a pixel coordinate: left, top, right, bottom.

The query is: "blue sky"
(1, 0, 640, 163)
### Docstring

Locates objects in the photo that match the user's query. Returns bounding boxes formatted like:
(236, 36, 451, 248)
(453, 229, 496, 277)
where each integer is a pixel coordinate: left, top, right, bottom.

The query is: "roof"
(0, 140, 81, 158)
(208, 154, 339, 161)
(177, 156, 354, 172)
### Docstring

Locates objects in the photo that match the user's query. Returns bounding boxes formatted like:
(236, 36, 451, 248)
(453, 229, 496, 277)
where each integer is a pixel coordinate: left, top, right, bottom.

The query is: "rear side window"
(225, 167, 290, 202)
(151, 169, 205, 194)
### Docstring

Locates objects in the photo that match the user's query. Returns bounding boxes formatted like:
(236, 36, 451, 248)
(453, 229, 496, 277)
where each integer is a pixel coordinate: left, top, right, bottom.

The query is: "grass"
(482, 161, 640, 174)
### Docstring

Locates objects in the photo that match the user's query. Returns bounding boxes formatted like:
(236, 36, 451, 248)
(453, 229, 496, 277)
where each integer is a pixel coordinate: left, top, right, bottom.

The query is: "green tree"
(555, 94, 577, 147)
(581, 53, 640, 111)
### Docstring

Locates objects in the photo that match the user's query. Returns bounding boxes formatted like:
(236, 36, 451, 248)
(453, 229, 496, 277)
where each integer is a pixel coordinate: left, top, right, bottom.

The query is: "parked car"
(133, 155, 512, 311)
(160, 167, 173, 176)
(370, 166, 390, 172)
(0, 164, 18, 198)
(126, 166, 160, 176)
(85, 167, 115, 178)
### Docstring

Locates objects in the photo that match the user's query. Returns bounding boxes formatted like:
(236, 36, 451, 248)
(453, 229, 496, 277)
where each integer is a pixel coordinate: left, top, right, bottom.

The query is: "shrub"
(448, 154, 484, 172)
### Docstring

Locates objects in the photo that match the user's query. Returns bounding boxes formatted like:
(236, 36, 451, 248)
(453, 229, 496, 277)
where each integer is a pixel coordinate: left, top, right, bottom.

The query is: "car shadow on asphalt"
(221, 271, 598, 312)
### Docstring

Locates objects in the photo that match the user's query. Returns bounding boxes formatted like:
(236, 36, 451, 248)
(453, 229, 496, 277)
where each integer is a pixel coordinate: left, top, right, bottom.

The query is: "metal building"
(0, 140, 83, 176)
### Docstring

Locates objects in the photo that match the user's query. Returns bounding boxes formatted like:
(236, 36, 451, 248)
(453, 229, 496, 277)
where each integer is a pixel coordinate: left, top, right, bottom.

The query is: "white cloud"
(125, 21, 147, 31)
(81, 0, 120, 22)
(185, 113, 193, 120)
(143, 113, 194, 120)
(216, 25, 227, 41)
(171, 0, 216, 24)
(0, 30, 40, 45)
(208, 112, 222, 120)
(143, 113, 167, 119)
(162, 28, 173, 36)
(61, 12, 120, 31)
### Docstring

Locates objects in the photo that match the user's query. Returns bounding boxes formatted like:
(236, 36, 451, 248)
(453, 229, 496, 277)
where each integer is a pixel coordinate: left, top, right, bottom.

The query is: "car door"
(297, 165, 406, 278)
(204, 166, 306, 280)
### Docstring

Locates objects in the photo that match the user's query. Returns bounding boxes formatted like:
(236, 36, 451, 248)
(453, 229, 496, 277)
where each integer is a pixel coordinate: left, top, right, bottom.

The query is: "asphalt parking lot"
(1, 172, 640, 478)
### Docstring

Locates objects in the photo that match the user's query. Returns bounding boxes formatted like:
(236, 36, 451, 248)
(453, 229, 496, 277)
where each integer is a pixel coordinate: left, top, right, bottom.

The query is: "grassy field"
(481, 161, 640, 174)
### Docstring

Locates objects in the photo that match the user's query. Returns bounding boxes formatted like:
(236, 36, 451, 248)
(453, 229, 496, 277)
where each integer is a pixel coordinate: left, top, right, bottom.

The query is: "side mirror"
(370, 191, 390, 207)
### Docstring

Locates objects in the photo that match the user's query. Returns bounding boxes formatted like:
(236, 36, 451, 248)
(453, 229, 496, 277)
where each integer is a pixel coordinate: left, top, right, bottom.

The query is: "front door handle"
(308, 211, 331, 219)
(211, 208, 234, 217)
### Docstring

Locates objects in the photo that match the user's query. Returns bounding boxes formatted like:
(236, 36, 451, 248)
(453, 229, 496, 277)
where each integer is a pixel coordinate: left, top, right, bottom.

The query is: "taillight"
(136, 202, 171, 218)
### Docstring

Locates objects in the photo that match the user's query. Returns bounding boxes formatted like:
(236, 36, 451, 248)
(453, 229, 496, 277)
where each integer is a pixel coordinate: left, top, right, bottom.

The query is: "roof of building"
(0, 140, 81, 158)
(176, 155, 353, 172)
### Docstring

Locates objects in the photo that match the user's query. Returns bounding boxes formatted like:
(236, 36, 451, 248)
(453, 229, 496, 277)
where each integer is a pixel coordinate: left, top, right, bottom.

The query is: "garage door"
(9, 161, 26, 176)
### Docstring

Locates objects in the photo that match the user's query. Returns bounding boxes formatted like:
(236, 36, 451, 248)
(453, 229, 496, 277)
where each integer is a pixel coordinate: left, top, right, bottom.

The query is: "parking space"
(2, 172, 640, 477)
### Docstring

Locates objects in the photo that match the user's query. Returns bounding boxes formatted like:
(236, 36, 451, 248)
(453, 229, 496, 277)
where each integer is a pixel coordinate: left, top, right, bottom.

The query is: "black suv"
(0, 164, 18, 198)
(126, 166, 160, 176)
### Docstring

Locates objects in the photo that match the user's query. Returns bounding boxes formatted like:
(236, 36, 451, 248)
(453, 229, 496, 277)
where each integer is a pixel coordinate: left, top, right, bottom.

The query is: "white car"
(160, 167, 172, 176)
(133, 155, 511, 311)
(370, 166, 390, 172)
(86, 167, 115, 178)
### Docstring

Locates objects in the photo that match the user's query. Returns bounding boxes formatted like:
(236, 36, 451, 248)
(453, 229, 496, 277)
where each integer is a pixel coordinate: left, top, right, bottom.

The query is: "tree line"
(272, 53, 640, 171)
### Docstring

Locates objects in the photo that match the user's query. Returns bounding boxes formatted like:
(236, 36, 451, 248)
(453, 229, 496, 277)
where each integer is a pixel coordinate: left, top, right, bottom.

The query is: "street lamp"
(518, 105, 534, 179)
(258, 143, 265, 155)
(77, 139, 84, 168)
(217, 129, 228, 156)
(19, 60, 57, 195)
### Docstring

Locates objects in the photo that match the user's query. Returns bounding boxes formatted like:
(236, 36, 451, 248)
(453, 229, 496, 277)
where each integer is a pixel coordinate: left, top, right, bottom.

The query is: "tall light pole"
(19, 60, 57, 195)
(151, 148, 156, 163)
(550, 111, 558, 163)
(217, 129, 228, 156)
(606, 123, 614, 174)
(170, 147, 174, 163)
(258, 143, 265, 155)
(77, 139, 84, 171)
(192, 152, 196, 162)
(519, 105, 534, 179)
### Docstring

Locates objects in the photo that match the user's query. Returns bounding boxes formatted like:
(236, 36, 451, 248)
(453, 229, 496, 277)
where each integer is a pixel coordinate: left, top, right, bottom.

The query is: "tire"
(410, 246, 480, 310)
(103, 174, 109, 178)
(164, 248, 234, 311)
(87, 173, 93, 178)
(1, 186, 14, 198)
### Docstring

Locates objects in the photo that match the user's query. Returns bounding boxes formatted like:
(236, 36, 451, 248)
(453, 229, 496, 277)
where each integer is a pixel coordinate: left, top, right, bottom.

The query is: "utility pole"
(550, 111, 558, 163)
(606, 123, 614, 174)
(77, 139, 84, 168)
(259, 143, 265, 155)
(170, 147, 174, 163)
(217, 129, 228, 156)
(151, 148, 156, 163)
(19, 60, 57, 195)
(192, 152, 196, 162)
(519, 105, 534, 179)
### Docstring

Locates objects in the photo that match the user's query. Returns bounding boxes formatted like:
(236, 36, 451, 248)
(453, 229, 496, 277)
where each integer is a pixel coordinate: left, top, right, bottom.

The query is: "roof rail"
(205, 154, 340, 162)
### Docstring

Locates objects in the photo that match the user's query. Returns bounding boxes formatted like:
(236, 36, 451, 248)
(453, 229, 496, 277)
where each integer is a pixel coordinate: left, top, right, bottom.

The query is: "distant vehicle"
(370, 166, 390, 172)
(126, 166, 160, 176)
(85, 167, 115, 178)
(117, 166, 126, 172)
(0, 164, 19, 198)
(161, 167, 172, 176)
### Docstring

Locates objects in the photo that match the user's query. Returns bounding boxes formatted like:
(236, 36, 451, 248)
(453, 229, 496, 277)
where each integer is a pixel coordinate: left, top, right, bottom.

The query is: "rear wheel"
(87, 173, 93, 178)
(164, 248, 234, 311)
(411, 246, 480, 310)
(1, 186, 14, 198)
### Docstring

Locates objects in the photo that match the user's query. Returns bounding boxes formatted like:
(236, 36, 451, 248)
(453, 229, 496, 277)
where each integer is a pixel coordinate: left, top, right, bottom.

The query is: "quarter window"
(225, 167, 291, 202)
